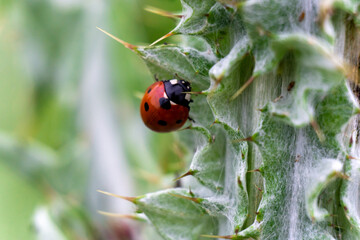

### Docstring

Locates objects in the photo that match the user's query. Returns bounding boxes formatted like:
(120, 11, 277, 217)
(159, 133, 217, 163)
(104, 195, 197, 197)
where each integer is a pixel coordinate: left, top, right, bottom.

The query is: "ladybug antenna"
(97, 27, 137, 50)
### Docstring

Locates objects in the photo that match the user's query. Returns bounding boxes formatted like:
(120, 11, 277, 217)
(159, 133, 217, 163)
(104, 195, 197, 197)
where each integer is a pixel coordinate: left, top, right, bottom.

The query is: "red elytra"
(140, 80, 191, 132)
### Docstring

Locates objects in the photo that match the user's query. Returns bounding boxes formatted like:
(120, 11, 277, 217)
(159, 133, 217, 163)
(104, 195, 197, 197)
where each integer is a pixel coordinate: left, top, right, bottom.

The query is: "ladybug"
(140, 78, 192, 132)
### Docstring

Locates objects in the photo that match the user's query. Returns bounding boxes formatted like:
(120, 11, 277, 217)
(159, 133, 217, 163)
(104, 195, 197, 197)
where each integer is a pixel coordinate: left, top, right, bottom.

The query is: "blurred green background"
(0, 0, 189, 239)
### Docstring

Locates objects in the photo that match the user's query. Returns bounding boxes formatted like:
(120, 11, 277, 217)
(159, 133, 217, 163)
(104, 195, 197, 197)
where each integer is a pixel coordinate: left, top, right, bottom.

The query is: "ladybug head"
(163, 79, 192, 108)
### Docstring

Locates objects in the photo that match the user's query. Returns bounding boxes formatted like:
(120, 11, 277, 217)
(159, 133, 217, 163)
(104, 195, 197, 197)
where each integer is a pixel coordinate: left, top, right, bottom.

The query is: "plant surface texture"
(109, 0, 360, 239)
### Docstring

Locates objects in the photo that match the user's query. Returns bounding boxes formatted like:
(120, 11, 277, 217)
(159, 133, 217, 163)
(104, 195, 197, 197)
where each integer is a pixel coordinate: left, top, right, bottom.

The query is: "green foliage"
(1, 0, 359, 239)
(116, 0, 360, 239)
(135, 188, 218, 240)
(0, 0, 181, 239)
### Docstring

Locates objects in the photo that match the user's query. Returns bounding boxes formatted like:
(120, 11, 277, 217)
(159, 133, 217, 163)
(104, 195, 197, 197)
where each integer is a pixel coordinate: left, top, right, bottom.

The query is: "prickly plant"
(100, 0, 360, 239)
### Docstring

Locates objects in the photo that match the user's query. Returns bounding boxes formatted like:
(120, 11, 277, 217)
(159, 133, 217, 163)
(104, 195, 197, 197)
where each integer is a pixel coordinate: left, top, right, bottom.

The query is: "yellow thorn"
(177, 125, 192, 132)
(145, 6, 182, 19)
(232, 136, 253, 143)
(98, 211, 131, 218)
(150, 32, 175, 46)
(98, 211, 147, 222)
(97, 190, 136, 202)
(173, 170, 194, 182)
(254, 184, 263, 192)
(209, 75, 224, 92)
(347, 155, 360, 161)
(230, 75, 257, 101)
(96, 27, 136, 50)
(310, 119, 325, 143)
(98, 210, 126, 218)
(209, 120, 217, 128)
(168, 193, 201, 204)
(200, 234, 233, 239)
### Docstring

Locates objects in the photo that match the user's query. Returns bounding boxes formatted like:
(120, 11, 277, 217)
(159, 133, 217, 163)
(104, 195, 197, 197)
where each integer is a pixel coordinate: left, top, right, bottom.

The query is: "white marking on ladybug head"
(185, 93, 191, 102)
(187, 86, 190, 89)
(170, 79, 178, 85)
(181, 80, 185, 84)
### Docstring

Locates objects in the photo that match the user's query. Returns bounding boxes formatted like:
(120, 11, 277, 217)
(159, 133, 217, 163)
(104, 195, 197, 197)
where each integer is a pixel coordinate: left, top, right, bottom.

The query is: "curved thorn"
(96, 27, 136, 50)
(150, 32, 175, 46)
(97, 190, 136, 203)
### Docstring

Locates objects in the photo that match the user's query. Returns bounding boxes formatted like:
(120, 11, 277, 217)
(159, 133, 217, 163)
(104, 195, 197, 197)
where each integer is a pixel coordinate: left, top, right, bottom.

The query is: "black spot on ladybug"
(158, 120, 167, 126)
(159, 97, 171, 110)
(144, 102, 149, 111)
(147, 88, 152, 93)
(176, 119, 182, 124)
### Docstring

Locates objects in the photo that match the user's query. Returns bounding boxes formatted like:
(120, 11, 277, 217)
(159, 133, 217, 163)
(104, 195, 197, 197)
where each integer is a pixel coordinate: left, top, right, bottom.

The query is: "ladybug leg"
(154, 74, 159, 82)
(188, 116, 195, 123)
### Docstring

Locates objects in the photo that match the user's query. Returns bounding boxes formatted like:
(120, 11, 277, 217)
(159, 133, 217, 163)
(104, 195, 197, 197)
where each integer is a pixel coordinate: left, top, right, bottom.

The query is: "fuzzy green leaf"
(340, 154, 360, 238)
(114, 0, 360, 239)
(136, 188, 217, 240)
(268, 34, 346, 127)
(238, 79, 354, 239)
(174, 0, 232, 35)
(334, 0, 360, 26)
(182, 123, 249, 233)
(136, 44, 217, 90)
(306, 159, 343, 221)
